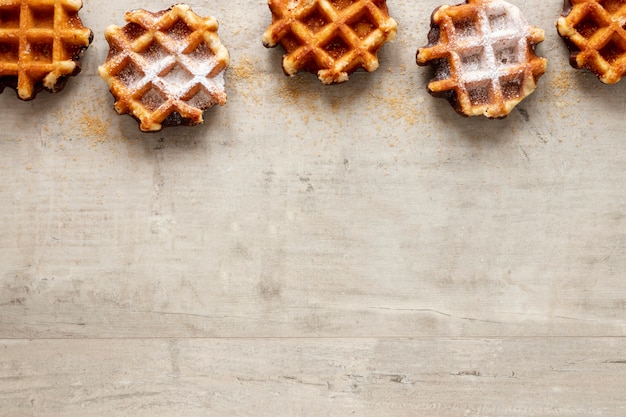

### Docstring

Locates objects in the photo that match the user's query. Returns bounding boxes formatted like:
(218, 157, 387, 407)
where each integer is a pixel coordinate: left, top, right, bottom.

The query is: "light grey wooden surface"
(2, 338, 625, 417)
(1, 0, 625, 415)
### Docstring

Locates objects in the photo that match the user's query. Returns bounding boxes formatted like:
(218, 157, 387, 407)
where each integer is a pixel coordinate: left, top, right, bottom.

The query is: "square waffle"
(417, 0, 547, 118)
(98, 4, 229, 132)
(262, 0, 397, 84)
(0, 0, 93, 100)
(557, 0, 626, 84)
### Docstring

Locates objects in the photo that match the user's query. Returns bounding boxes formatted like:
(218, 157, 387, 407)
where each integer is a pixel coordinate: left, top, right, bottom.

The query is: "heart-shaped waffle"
(262, 0, 397, 84)
(0, 0, 93, 100)
(98, 4, 229, 132)
(417, 0, 547, 118)
(557, 0, 626, 84)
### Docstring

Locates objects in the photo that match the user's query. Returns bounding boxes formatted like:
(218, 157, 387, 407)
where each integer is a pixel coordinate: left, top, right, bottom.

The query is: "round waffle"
(262, 0, 397, 84)
(0, 0, 93, 100)
(557, 0, 626, 84)
(98, 4, 229, 132)
(417, 0, 547, 118)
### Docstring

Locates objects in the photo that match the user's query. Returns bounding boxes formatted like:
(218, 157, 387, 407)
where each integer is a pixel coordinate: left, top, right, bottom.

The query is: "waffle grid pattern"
(557, 0, 626, 84)
(0, 0, 92, 100)
(98, 4, 229, 132)
(417, 0, 546, 118)
(262, 0, 397, 84)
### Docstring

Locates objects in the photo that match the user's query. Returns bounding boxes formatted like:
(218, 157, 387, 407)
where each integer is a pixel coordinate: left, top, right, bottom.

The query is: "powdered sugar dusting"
(418, 0, 546, 117)
(115, 61, 143, 86)
(100, 4, 229, 131)
(117, 38, 225, 104)
(454, 0, 530, 90)
(139, 87, 165, 111)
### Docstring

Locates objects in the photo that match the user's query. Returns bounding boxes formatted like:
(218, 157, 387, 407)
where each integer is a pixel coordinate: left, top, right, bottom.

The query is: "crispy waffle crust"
(557, 0, 626, 84)
(416, 0, 547, 118)
(0, 0, 93, 100)
(262, 0, 397, 84)
(98, 4, 229, 132)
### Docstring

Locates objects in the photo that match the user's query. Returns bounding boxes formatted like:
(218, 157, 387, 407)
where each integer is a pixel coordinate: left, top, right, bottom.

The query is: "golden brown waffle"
(98, 4, 229, 132)
(0, 0, 92, 100)
(417, 0, 547, 118)
(262, 0, 397, 84)
(557, 0, 626, 84)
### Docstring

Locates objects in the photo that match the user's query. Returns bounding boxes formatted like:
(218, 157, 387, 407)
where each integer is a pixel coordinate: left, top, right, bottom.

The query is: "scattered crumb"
(551, 70, 572, 98)
(231, 56, 255, 80)
(79, 113, 109, 142)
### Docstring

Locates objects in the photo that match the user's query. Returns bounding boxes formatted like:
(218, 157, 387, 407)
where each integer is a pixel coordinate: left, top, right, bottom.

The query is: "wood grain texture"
(1, 338, 625, 417)
(0, 0, 624, 339)
(0, 0, 624, 415)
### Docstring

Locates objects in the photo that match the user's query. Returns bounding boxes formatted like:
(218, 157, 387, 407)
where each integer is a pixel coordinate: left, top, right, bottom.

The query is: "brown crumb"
(79, 113, 109, 142)
(551, 70, 572, 98)
(231, 56, 255, 80)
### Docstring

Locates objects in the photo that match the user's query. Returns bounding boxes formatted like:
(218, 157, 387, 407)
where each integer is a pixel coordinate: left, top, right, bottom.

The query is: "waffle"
(0, 0, 93, 100)
(98, 4, 229, 132)
(557, 0, 626, 84)
(262, 0, 398, 84)
(416, 0, 547, 118)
